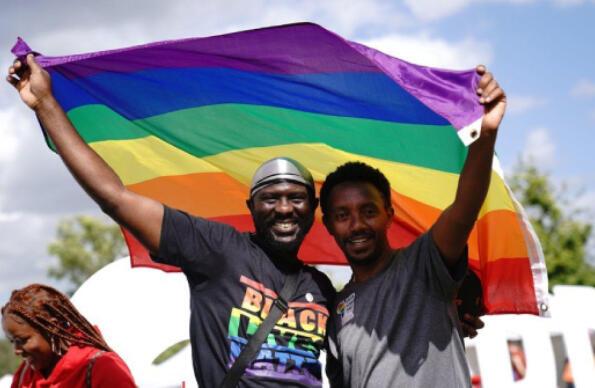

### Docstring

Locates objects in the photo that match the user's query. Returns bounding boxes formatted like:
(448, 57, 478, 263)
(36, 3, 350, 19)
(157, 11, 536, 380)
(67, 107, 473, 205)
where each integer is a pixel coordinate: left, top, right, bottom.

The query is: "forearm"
(431, 65, 505, 265)
(35, 97, 126, 215)
(451, 129, 497, 225)
(432, 129, 497, 264)
(34, 96, 163, 251)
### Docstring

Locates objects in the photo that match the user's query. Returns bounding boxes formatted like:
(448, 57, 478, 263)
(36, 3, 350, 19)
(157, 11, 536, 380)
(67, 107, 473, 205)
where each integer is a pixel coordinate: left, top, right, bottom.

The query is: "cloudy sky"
(1, 0, 594, 305)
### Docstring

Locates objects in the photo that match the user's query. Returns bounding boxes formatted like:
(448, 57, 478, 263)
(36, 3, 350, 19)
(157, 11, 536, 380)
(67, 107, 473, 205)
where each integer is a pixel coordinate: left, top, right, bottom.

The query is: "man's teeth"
(350, 237, 368, 243)
(276, 222, 295, 231)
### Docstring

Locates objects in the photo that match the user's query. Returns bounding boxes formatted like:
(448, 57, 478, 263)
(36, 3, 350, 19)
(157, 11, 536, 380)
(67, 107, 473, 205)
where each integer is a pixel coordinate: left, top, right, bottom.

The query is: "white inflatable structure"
(0, 375, 12, 388)
(71, 258, 195, 387)
(59, 259, 594, 388)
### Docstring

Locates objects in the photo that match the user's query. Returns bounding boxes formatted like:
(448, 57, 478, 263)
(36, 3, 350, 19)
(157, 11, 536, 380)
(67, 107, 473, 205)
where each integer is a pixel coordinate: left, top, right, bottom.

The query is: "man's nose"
(349, 213, 366, 232)
(275, 197, 293, 214)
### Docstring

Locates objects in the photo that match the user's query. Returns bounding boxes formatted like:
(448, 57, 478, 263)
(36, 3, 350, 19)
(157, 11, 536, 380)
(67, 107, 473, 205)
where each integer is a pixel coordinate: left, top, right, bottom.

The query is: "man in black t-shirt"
(8, 55, 334, 387)
(151, 158, 336, 387)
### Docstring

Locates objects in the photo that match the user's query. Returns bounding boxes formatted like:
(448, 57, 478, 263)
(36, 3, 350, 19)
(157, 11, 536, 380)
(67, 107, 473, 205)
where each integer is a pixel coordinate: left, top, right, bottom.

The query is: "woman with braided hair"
(1, 284, 135, 387)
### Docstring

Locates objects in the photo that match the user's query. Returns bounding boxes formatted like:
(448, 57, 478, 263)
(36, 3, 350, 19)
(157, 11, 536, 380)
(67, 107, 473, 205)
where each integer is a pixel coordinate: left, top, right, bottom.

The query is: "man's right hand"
(7, 54, 53, 111)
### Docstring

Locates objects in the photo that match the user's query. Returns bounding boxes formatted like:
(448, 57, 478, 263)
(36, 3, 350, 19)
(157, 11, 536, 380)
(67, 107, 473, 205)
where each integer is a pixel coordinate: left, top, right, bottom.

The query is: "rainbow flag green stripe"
(13, 22, 548, 315)
(67, 104, 467, 174)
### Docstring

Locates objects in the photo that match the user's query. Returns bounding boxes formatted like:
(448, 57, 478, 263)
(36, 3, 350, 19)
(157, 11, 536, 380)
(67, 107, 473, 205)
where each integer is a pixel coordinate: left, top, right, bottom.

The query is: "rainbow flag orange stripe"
(12, 23, 548, 314)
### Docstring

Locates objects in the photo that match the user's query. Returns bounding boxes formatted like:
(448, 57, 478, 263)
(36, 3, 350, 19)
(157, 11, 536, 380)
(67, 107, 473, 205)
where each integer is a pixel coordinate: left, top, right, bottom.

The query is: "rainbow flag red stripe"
(12, 23, 548, 314)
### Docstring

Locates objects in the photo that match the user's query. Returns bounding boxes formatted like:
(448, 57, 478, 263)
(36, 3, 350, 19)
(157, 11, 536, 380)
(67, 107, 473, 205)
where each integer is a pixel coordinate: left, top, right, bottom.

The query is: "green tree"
(47, 215, 126, 293)
(510, 161, 595, 288)
(0, 338, 20, 378)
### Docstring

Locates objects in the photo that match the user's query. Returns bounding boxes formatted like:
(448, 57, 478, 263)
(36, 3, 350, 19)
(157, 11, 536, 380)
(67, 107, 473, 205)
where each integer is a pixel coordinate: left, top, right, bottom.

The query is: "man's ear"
(386, 206, 395, 228)
(387, 206, 394, 217)
(246, 198, 254, 213)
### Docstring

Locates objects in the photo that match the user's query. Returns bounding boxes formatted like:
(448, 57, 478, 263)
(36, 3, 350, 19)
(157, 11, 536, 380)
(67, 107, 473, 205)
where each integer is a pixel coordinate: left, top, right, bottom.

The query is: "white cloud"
(0, 107, 21, 164)
(403, 0, 473, 21)
(507, 95, 548, 115)
(403, 0, 537, 21)
(0, 212, 22, 222)
(3, 1, 409, 61)
(252, 0, 406, 36)
(362, 32, 493, 69)
(521, 128, 556, 168)
(571, 79, 595, 98)
(575, 188, 595, 213)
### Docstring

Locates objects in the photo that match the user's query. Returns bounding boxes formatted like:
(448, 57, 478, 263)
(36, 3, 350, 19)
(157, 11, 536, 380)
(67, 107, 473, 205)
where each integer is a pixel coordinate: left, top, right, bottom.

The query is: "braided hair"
(1, 284, 111, 354)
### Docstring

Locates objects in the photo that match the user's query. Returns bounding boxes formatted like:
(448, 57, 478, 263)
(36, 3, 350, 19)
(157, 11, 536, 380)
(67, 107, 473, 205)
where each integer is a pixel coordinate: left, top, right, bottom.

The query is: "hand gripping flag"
(12, 23, 548, 315)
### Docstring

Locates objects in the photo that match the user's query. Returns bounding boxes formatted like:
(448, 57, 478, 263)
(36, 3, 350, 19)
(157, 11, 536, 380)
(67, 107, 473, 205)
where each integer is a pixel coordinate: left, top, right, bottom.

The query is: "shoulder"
(396, 232, 444, 267)
(91, 350, 135, 386)
(302, 265, 336, 299)
(401, 232, 433, 254)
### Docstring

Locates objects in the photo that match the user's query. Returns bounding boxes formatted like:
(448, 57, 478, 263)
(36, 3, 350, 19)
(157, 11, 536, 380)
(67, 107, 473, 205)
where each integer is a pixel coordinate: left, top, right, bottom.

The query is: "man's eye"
(364, 207, 378, 217)
(334, 212, 348, 221)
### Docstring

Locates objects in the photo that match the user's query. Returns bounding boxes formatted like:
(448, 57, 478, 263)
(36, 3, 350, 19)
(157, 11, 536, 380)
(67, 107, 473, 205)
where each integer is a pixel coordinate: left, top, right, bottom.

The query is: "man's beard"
(253, 215, 314, 255)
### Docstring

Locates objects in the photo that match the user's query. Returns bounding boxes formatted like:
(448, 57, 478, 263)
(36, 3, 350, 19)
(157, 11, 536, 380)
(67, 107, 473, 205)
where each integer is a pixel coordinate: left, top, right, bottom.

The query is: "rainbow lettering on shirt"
(227, 275, 328, 385)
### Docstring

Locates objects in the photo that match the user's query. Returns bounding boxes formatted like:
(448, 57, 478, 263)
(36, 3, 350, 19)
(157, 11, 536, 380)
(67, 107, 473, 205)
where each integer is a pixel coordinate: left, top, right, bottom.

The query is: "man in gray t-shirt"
(326, 231, 470, 387)
(319, 66, 506, 387)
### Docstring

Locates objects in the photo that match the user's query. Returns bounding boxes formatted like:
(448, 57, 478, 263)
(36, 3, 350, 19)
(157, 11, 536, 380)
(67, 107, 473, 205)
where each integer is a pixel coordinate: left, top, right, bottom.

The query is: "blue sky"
(1, 0, 594, 305)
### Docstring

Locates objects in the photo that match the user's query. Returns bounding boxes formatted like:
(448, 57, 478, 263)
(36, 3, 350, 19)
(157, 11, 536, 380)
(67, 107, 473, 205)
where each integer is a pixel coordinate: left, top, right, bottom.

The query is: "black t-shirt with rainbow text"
(152, 206, 336, 387)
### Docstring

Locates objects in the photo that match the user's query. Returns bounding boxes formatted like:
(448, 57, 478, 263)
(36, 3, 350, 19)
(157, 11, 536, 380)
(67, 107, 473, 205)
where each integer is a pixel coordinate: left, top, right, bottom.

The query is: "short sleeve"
(401, 232, 468, 300)
(91, 352, 136, 387)
(150, 206, 240, 275)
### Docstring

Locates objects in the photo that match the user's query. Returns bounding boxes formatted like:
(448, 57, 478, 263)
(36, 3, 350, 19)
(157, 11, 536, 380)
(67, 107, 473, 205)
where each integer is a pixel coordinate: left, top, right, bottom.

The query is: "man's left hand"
(476, 65, 506, 135)
(461, 313, 485, 339)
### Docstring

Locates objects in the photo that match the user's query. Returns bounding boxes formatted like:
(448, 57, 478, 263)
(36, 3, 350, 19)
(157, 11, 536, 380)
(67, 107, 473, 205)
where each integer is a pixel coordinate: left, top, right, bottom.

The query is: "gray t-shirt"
(326, 233, 470, 388)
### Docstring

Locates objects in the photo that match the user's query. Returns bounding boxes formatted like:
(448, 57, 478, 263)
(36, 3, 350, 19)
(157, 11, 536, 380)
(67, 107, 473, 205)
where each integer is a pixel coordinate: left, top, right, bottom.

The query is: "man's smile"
(271, 220, 299, 235)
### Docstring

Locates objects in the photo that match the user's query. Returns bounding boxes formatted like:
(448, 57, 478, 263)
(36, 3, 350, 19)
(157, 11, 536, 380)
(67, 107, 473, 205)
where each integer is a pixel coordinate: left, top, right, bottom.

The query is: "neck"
(350, 247, 394, 284)
(40, 355, 61, 378)
(252, 235, 302, 271)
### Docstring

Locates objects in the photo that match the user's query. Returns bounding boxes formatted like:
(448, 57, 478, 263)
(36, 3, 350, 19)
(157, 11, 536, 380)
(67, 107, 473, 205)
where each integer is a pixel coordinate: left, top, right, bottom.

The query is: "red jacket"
(12, 345, 135, 388)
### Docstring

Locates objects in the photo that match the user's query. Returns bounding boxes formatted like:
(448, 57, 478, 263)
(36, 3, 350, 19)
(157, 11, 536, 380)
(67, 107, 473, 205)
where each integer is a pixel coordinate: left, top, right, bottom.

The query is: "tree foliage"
(47, 215, 126, 293)
(0, 338, 20, 378)
(509, 161, 595, 288)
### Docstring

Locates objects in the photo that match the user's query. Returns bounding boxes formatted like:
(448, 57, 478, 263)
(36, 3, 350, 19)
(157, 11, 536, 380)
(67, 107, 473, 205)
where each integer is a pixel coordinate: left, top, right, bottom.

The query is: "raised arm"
(7, 54, 163, 253)
(431, 66, 506, 266)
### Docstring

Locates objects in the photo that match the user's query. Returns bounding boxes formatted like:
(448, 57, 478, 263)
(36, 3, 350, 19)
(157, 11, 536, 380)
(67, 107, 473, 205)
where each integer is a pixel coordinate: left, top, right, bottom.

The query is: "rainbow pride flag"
(12, 23, 547, 315)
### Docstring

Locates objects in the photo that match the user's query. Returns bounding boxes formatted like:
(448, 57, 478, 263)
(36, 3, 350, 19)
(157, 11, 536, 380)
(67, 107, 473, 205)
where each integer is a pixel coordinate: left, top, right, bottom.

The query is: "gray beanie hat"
(250, 157, 314, 197)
